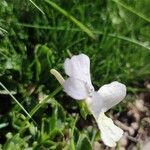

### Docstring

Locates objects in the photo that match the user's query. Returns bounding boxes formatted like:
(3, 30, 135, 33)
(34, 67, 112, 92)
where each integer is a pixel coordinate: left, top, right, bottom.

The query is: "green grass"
(0, 0, 150, 149)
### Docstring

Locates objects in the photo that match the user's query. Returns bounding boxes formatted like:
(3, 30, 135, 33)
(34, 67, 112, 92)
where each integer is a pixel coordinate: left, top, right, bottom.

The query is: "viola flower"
(50, 54, 126, 147)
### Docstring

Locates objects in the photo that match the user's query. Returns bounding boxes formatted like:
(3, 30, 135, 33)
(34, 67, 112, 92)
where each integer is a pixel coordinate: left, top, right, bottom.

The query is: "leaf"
(28, 0, 44, 14)
(112, 0, 150, 22)
(0, 82, 32, 120)
(50, 129, 64, 141)
(45, 0, 95, 39)
(78, 101, 90, 119)
(76, 134, 92, 150)
(34, 44, 55, 81)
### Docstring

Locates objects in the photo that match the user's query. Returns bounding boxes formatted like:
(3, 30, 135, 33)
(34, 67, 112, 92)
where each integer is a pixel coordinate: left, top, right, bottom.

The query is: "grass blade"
(112, 0, 150, 23)
(45, 0, 95, 39)
(18, 86, 62, 134)
(16, 23, 150, 50)
(94, 30, 150, 51)
(29, 0, 45, 14)
(29, 86, 62, 117)
(0, 82, 32, 119)
(0, 27, 7, 33)
(0, 123, 9, 129)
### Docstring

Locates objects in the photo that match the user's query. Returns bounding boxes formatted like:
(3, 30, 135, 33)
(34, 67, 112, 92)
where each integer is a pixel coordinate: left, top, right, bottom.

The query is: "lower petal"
(97, 112, 123, 147)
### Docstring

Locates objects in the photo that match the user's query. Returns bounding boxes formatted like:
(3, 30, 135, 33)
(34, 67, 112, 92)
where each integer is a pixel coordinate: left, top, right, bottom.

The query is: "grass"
(0, 0, 150, 149)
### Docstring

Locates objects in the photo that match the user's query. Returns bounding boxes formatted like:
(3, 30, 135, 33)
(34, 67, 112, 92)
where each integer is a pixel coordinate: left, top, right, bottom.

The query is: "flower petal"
(97, 112, 123, 147)
(64, 54, 92, 85)
(86, 92, 104, 119)
(64, 77, 88, 100)
(98, 81, 126, 112)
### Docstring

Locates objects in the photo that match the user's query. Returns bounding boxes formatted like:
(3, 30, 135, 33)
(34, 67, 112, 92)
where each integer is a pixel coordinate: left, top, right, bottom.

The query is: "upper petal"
(64, 77, 88, 100)
(64, 54, 91, 85)
(97, 81, 126, 112)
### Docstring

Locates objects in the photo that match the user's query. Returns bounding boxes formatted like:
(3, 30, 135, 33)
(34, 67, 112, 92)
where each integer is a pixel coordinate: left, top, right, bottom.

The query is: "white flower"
(64, 54, 94, 100)
(51, 54, 126, 147)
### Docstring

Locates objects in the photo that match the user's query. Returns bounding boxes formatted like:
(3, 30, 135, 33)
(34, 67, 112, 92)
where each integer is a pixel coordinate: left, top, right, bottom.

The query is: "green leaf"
(28, 0, 45, 14)
(45, 0, 95, 39)
(0, 82, 32, 120)
(78, 101, 90, 119)
(112, 0, 150, 22)
(49, 129, 64, 141)
(0, 123, 9, 129)
(76, 134, 92, 150)
(34, 44, 55, 81)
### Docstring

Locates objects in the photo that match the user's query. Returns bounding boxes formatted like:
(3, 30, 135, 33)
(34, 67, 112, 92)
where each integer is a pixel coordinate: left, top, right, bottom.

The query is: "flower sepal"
(78, 101, 91, 119)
